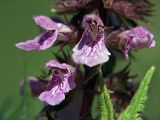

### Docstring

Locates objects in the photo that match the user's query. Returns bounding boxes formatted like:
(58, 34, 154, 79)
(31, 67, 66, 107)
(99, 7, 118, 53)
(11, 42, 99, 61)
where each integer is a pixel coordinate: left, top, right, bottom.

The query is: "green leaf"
(91, 94, 100, 119)
(103, 85, 114, 120)
(118, 66, 155, 120)
(98, 69, 114, 120)
(98, 91, 108, 120)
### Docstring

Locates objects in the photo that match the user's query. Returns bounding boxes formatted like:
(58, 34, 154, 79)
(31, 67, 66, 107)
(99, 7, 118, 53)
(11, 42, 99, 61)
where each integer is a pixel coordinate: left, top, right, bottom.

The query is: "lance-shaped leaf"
(98, 85, 114, 120)
(98, 70, 114, 120)
(118, 66, 155, 120)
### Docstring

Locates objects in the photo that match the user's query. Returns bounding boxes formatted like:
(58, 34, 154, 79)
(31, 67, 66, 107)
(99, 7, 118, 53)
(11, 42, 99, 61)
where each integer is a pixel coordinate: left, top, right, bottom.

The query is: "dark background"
(0, 0, 160, 119)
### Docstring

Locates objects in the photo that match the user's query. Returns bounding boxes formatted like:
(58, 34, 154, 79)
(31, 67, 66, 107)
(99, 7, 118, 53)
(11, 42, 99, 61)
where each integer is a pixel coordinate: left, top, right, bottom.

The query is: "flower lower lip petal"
(72, 14, 111, 67)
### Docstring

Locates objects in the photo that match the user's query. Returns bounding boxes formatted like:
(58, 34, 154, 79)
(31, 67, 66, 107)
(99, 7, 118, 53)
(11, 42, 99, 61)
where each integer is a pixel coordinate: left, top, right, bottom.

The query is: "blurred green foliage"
(0, 0, 160, 119)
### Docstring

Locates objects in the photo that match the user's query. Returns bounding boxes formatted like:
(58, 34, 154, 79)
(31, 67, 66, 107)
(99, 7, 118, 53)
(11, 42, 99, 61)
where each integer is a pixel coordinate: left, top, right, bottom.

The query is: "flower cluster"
(16, 0, 156, 118)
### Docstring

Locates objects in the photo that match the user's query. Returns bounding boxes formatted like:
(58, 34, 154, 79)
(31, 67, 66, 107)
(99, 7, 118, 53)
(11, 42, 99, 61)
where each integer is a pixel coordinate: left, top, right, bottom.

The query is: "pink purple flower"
(106, 26, 156, 59)
(39, 60, 76, 106)
(72, 14, 111, 67)
(16, 16, 72, 51)
(121, 26, 156, 58)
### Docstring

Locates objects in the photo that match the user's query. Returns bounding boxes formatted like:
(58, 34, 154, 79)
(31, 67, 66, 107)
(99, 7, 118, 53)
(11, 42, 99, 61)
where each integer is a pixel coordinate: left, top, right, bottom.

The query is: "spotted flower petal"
(34, 15, 62, 30)
(34, 15, 72, 33)
(122, 26, 156, 58)
(15, 39, 40, 51)
(128, 27, 156, 48)
(38, 30, 58, 50)
(16, 15, 72, 51)
(39, 60, 76, 106)
(72, 14, 111, 67)
(45, 60, 75, 73)
(39, 85, 65, 106)
(107, 26, 156, 59)
(16, 30, 58, 51)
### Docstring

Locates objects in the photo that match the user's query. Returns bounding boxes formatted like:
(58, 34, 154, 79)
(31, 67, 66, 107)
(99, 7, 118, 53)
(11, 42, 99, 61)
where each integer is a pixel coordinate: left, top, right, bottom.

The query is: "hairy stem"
(98, 68, 114, 120)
